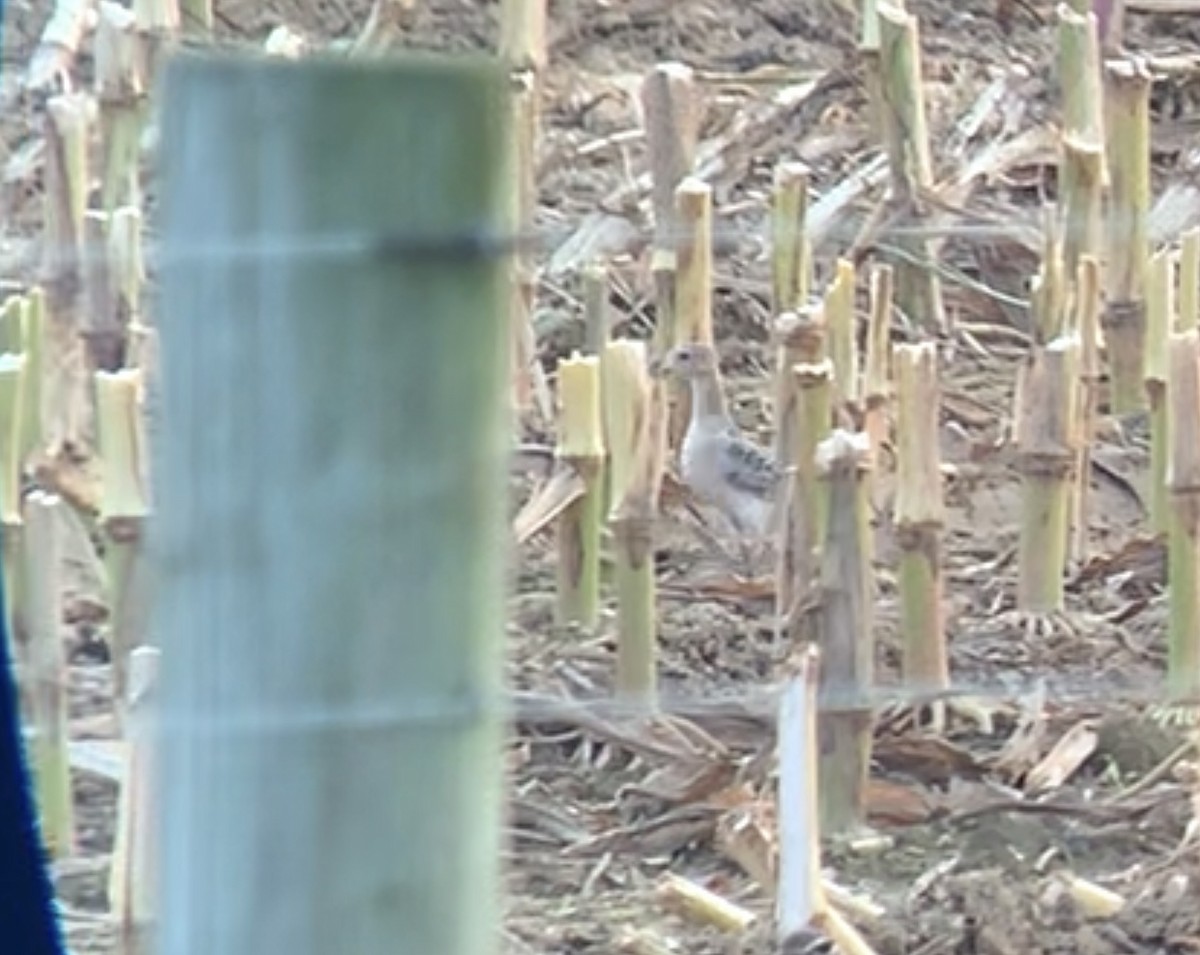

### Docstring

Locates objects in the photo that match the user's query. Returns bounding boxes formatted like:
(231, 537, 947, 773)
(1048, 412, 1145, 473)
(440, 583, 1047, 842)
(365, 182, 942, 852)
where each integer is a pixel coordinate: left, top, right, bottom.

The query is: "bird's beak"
(648, 354, 667, 378)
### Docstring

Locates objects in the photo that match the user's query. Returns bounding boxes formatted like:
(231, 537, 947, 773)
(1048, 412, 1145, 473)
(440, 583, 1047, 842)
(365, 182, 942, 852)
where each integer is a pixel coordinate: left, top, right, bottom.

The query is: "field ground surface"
(6, 0, 1200, 952)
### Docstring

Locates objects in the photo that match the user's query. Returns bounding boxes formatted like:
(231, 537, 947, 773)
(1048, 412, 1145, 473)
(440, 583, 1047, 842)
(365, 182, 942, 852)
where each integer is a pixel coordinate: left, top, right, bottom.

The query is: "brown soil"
(6, 1, 1200, 953)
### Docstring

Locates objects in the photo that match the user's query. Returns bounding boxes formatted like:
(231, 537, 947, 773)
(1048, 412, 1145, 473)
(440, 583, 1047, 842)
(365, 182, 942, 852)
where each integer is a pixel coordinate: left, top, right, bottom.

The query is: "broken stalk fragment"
(775, 647, 825, 949)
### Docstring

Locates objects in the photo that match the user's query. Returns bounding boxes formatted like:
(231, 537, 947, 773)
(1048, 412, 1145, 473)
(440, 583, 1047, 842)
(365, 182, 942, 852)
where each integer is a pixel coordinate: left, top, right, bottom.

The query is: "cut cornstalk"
(584, 264, 613, 519)
(584, 263, 610, 357)
(641, 63, 700, 258)
(179, 0, 212, 33)
(773, 308, 828, 629)
(826, 258, 858, 412)
(43, 93, 91, 452)
(1094, 0, 1125, 51)
(1146, 247, 1173, 535)
(1031, 209, 1066, 343)
(1015, 335, 1082, 614)
(96, 2, 148, 212)
(0, 355, 26, 714)
(642, 63, 698, 362)
(862, 263, 894, 464)
(1180, 228, 1200, 332)
(781, 355, 834, 642)
(22, 491, 73, 859)
(605, 340, 665, 703)
(109, 645, 160, 955)
(554, 353, 605, 630)
(83, 210, 127, 372)
(669, 177, 715, 452)
(771, 300, 827, 477)
(894, 343, 947, 696)
(775, 646, 825, 948)
(43, 93, 90, 279)
(132, 0, 181, 82)
(1072, 257, 1102, 562)
(109, 207, 153, 464)
(17, 289, 45, 468)
(1167, 330, 1200, 697)
(1102, 58, 1152, 414)
(858, 0, 887, 138)
(771, 161, 812, 316)
(813, 430, 874, 834)
(675, 178, 715, 348)
(500, 0, 551, 422)
(1056, 4, 1105, 282)
(0, 296, 21, 356)
(876, 5, 946, 333)
(26, 0, 92, 96)
(95, 369, 150, 720)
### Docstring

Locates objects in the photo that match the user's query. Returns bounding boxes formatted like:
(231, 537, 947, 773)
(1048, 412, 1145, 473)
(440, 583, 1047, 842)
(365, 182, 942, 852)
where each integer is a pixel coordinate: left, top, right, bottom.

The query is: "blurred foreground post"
(154, 55, 511, 955)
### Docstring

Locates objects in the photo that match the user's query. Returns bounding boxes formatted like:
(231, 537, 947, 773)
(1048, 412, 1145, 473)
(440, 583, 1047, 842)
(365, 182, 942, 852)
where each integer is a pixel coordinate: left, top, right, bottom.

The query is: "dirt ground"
(6, 0, 1200, 952)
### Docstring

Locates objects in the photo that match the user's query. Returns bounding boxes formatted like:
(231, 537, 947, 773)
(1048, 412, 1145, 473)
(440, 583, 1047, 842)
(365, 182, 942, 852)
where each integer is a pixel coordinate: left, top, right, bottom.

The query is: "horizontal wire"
(14, 218, 1055, 282)
(128, 668, 1197, 743)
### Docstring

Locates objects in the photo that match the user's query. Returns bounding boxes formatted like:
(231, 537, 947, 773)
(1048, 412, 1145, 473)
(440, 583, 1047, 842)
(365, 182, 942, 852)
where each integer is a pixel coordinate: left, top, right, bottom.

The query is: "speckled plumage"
(660, 343, 783, 537)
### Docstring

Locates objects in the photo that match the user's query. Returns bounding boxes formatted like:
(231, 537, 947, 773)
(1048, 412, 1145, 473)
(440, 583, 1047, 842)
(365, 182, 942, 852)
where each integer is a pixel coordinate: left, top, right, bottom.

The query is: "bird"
(655, 342, 784, 544)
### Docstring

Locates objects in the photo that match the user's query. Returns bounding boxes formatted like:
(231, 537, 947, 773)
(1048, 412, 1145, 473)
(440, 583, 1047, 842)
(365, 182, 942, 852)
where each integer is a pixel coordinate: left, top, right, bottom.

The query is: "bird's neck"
(689, 371, 728, 419)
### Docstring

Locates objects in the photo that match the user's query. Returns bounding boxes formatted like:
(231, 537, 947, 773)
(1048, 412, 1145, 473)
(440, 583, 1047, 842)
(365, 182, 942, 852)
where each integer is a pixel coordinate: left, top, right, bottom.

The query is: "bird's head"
(653, 342, 719, 380)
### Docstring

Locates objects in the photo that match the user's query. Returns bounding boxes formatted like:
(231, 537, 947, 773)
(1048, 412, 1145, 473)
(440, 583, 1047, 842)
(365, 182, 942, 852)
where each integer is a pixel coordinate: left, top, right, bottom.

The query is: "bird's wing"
(717, 425, 782, 499)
